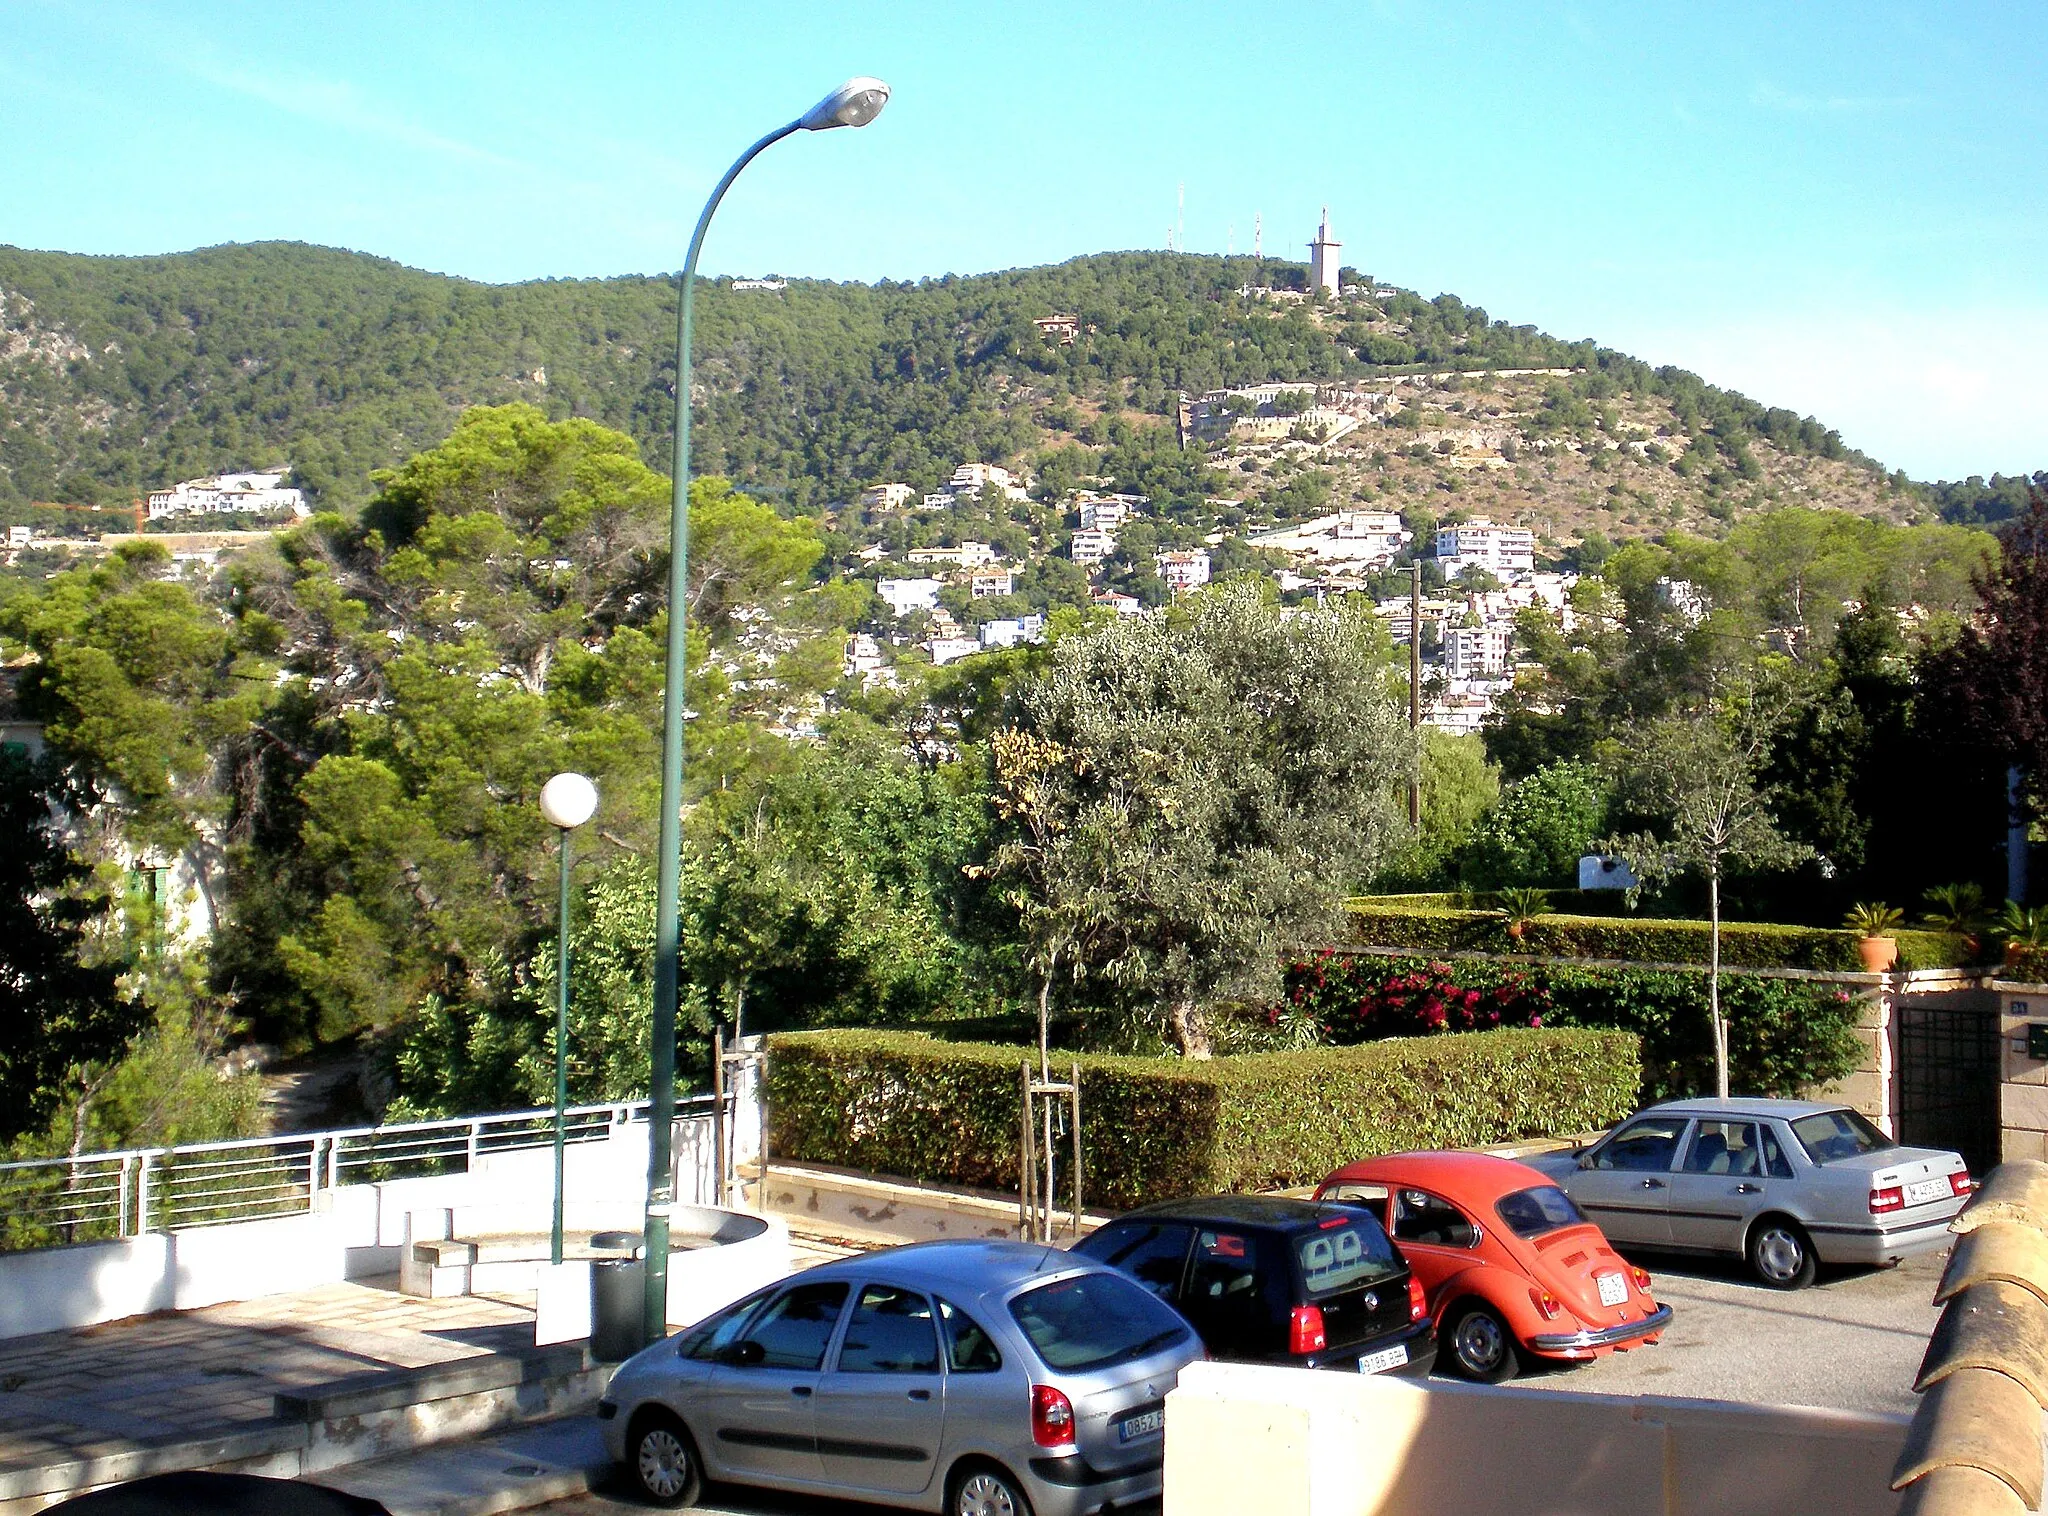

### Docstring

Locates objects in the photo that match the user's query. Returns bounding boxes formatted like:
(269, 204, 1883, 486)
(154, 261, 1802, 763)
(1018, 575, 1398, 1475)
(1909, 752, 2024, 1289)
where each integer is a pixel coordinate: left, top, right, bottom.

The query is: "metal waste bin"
(590, 1235, 647, 1363)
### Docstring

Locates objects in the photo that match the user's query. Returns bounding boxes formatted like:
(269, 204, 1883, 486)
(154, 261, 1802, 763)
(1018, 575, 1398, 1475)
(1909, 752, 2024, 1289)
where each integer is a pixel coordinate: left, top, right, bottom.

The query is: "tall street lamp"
(644, 76, 891, 1344)
(540, 771, 599, 1266)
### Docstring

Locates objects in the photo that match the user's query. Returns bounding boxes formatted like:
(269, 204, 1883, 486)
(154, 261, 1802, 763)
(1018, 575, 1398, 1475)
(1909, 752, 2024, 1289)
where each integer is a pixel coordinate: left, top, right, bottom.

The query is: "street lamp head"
(539, 772, 600, 831)
(800, 77, 891, 131)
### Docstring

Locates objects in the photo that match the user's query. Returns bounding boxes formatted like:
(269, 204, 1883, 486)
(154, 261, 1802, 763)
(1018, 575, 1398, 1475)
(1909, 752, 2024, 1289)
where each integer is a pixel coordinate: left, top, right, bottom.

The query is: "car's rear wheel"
(1445, 1302, 1520, 1383)
(1747, 1217, 1818, 1290)
(951, 1460, 1034, 1516)
(629, 1410, 701, 1508)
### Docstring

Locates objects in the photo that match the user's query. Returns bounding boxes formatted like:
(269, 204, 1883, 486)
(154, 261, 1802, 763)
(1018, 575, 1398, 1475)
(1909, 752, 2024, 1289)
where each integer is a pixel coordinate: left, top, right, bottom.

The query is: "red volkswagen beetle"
(1315, 1151, 1671, 1382)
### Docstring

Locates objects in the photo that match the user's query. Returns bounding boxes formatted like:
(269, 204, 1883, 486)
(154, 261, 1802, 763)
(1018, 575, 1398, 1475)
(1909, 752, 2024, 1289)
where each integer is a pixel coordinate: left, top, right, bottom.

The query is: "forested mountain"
(3, 239, 1986, 535)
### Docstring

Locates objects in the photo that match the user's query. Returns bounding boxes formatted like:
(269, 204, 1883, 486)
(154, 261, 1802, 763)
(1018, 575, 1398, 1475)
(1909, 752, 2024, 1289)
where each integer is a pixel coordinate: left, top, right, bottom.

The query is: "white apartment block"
(971, 571, 1015, 599)
(948, 463, 1030, 502)
(1071, 528, 1118, 566)
(979, 615, 1047, 650)
(860, 483, 915, 512)
(844, 634, 885, 677)
(908, 541, 997, 570)
(1093, 591, 1144, 617)
(1078, 500, 1130, 532)
(1443, 624, 1512, 680)
(1159, 550, 1212, 591)
(146, 468, 307, 521)
(1248, 510, 1411, 567)
(923, 492, 958, 510)
(877, 578, 944, 617)
(1433, 521, 1536, 579)
(926, 637, 981, 666)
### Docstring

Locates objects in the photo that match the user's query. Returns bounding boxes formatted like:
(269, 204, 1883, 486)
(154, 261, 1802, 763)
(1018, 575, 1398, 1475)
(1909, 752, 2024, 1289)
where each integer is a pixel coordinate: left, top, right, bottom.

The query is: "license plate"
(1596, 1272, 1628, 1307)
(1118, 1409, 1164, 1443)
(1358, 1344, 1407, 1374)
(1905, 1177, 1950, 1206)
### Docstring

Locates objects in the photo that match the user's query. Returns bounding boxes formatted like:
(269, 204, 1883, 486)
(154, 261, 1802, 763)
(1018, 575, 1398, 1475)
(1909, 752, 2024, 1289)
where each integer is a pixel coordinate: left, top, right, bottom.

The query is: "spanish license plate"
(1596, 1272, 1628, 1307)
(1905, 1177, 1951, 1206)
(1358, 1344, 1407, 1374)
(1118, 1409, 1165, 1443)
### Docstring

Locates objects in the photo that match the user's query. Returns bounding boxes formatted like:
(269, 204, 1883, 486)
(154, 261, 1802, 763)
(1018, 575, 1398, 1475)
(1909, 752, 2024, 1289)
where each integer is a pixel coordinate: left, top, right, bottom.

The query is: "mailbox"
(2027, 1021, 2048, 1060)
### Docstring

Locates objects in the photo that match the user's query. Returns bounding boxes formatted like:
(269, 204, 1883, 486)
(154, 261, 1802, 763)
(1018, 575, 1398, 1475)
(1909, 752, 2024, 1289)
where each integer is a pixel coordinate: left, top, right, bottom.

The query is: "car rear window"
(1293, 1217, 1402, 1298)
(1791, 1109, 1896, 1164)
(1008, 1272, 1192, 1373)
(1494, 1185, 1588, 1239)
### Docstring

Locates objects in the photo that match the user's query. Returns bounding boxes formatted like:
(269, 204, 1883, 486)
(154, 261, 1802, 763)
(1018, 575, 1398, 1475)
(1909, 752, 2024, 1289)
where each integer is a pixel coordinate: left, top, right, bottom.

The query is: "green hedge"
(1345, 903, 1966, 971)
(765, 1027, 1642, 1209)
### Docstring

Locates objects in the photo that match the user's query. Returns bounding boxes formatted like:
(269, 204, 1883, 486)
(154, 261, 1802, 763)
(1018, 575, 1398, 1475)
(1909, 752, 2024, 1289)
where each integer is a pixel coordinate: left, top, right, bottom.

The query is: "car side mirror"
(719, 1339, 766, 1367)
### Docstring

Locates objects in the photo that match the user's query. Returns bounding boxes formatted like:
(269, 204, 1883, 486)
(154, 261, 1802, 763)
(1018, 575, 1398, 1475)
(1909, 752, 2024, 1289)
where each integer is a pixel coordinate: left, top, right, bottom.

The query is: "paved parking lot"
(1513, 1246, 1946, 1415)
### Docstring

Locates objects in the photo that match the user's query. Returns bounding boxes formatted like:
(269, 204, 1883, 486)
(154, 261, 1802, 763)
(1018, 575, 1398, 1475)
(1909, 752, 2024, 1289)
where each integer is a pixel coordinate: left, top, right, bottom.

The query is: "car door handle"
(1735, 1183, 1761, 1194)
(1641, 1178, 1666, 1189)
(791, 1386, 812, 1398)
(907, 1389, 932, 1402)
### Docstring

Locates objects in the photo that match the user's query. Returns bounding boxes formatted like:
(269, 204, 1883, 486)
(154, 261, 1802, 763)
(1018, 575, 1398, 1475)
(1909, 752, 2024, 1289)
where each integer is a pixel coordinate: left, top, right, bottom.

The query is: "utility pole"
(1408, 560, 1422, 828)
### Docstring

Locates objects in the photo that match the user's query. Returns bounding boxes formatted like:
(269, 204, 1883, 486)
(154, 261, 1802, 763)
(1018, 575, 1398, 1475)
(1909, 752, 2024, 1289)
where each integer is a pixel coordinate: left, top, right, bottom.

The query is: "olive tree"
(986, 582, 1412, 1057)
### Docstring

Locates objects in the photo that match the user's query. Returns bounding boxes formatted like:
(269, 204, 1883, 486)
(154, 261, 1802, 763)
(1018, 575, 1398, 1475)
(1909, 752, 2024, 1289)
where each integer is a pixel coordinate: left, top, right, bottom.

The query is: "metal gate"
(1895, 1006, 2003, 1175)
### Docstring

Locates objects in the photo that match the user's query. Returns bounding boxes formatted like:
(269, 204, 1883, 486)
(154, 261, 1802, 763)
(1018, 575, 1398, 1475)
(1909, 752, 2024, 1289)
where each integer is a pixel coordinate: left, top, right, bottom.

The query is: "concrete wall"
(1164, 1361, 1909, 1516)
(0, 1106, 748, 1341)
(1995, 981, 2048, 1162)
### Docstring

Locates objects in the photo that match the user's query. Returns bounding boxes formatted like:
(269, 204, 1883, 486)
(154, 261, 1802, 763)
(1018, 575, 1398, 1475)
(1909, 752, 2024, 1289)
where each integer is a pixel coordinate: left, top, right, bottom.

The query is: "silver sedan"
(598, 1239, 1203, 1516)
(1526, 1097, 1972, 1289)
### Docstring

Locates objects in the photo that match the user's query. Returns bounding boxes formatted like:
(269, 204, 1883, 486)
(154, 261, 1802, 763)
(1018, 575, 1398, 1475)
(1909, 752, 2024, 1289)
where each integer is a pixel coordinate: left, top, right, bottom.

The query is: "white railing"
(0, 1096, 718, 1253)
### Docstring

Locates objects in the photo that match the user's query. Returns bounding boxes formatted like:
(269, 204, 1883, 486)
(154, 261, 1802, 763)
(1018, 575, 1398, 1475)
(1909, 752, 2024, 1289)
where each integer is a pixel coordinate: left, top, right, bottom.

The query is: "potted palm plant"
(1998, 902, 2048, 981)
(1844, 902, 1905, 972)
(1497, 886, 1551, 943)
(1920, 882, 1987, 962)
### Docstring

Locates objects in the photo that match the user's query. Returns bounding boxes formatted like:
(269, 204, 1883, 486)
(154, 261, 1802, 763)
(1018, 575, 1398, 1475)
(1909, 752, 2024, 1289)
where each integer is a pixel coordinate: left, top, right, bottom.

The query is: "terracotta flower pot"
(1856, 935, 1898, 972)
(1506, 921, 1526, 941)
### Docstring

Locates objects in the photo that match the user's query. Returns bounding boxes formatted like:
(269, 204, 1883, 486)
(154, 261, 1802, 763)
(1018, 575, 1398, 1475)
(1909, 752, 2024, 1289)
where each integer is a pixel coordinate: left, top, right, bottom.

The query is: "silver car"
(1526, 1098, 1973, 1289)
(598, 1239, 1203, 1515)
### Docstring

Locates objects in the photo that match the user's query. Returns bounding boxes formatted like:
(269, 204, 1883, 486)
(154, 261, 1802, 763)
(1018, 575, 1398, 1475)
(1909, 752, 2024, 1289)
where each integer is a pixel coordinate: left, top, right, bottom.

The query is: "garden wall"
(764, 1027, 1641, 1209)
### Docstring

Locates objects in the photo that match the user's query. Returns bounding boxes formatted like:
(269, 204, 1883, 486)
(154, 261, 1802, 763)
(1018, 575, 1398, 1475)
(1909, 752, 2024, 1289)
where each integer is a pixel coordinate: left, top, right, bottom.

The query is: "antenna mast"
(1176, 182, 1184, 254)
(1254, 212, 1262, 261)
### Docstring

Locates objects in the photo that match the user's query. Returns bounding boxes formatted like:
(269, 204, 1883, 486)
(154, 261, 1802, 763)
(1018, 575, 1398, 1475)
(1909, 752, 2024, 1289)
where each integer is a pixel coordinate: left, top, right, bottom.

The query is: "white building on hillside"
(979, 615, 1046, 650)
(971, 570, 1015, 599)
(909, 541, 997, 570)
(1433, 521, 1535, 580)
(877, 578, 944, 617)
(1093, 590, 1144, 617)
(1308, 208, 1343, 297)
(1159, 550, 1212, 591)
(927, 637, 980, 666)
(1071, 528, 1118, 566)
(1078, 500, 1130, 532)
(1248, 511, 1410, 569)
(147, 468, 307, 521)
(1443, 624, 1512, 680)
(860, 483, 915, 512)
(948, 463, 1030, 502)
(845, 633, 884, 678)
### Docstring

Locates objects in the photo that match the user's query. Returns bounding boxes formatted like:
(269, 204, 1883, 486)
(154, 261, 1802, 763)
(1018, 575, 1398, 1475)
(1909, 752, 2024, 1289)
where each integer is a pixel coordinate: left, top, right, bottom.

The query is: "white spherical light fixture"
(539, 772, 599, 831)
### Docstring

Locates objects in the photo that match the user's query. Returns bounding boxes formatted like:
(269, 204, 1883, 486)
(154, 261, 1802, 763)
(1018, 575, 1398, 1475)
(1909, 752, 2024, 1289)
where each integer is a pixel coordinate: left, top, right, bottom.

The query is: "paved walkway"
(0, 1279, 536, 1478)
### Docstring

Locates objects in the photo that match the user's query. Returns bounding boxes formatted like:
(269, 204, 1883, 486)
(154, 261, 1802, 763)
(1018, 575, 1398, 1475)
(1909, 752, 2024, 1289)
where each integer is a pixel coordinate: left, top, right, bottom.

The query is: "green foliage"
(1842, 902, 1906, 936)
(1344, 902, 1967, 970)
(1281, 953, 1862, 1102)
(984, 583, 1411, 1054)
(765, 1025, 1641, 1207)
(1457, 762, 1610, 888)
(1376, 730, 1498, 888)
(1921, 883, 1988, 935)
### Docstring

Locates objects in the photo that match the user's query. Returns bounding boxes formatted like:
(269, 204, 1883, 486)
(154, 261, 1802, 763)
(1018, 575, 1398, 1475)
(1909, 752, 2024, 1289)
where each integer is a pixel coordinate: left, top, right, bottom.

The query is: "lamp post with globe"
(539, 771, 599, 1266)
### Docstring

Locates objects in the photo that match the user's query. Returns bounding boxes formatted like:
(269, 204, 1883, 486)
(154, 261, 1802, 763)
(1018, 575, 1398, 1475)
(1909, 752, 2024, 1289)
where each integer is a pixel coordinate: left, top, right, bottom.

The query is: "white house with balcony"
(146, 468, 307, 521)
(948, 463, 1030, 502)
(970, 570, 1015, 599)
(1249, 510, 1411, 569)
(908, 541, 996, 570)
(860, 483, 915, 512)
(1443, 624, 1512, 680)
(926, 637, 981, 666)
(1160, 550, 1212, 591)
(1071, 528, 1118, 566)
(1433, 521, 1535, 580)
(877, 578, 944, 617)
(1078, 500, 1130, 532)
(979, 615, 1046, 651)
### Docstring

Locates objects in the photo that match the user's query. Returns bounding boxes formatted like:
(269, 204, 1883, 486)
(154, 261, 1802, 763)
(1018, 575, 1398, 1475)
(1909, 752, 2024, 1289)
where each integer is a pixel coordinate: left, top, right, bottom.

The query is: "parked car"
(1070, 1195, 1437, 1377)
(598, 1239, 1203, 1516)
(1313, 1151, 1670, 1382)
(1525, 1098, 1975, 1289)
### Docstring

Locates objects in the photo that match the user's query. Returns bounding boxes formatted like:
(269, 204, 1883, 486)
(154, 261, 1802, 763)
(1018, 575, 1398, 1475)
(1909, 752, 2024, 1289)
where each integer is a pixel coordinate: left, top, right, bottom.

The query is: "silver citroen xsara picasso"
(598, 1239, 1204, 1515)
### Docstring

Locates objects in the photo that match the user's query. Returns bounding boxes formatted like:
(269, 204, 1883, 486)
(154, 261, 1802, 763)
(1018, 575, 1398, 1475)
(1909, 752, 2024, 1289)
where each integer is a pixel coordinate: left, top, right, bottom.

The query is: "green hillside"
(1, 240, 1909, 518)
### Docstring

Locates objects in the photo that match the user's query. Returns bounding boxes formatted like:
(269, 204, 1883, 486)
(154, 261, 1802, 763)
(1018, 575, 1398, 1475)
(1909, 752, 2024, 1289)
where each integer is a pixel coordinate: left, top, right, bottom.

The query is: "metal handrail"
(0, 1094, 719, 1255)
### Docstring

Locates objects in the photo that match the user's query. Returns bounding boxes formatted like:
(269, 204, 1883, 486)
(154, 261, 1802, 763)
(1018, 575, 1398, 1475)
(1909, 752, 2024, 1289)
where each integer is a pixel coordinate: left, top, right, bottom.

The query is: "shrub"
(1287, 953, 1863, 1102)
(766, 1026, 1642, 1208)
(1345, 903, 1967, 971)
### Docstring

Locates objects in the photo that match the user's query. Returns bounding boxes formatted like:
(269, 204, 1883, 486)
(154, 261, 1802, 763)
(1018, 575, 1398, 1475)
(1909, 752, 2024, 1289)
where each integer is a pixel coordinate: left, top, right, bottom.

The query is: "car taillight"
(1407, 1275, 1428, 1323)
(1031, 1385, 1076, 1449)
(1870, 1185, 1904, 1214)
(1289, 1304, 1327, 1355)
(1631, 1266, 1653, 1293)
(1952, 1172, 1977, 1197)
(1529, 1288, 1562, 1320)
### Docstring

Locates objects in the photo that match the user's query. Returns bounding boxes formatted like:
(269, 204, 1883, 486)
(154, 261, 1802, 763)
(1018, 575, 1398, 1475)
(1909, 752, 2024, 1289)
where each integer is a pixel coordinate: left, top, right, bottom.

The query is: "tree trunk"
(1167, 999, 1214, 1060)
(1710, 870, 1729, 1099)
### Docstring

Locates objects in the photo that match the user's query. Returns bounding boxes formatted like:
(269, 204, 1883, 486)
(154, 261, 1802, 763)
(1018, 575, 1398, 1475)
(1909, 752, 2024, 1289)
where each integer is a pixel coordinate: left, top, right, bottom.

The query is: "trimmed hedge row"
(764, 1027, 1642, 1209)
(1345, 903, 1965, 971)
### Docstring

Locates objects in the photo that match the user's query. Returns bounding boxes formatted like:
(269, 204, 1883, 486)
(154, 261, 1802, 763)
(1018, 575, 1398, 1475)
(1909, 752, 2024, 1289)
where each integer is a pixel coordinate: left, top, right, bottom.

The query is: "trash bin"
(590, 1256, 647, 1363)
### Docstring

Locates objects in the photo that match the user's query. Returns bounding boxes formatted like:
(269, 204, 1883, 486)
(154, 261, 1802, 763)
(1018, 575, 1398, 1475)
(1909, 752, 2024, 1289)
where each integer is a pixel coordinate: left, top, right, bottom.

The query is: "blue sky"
(3, 0, 2043, 480)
